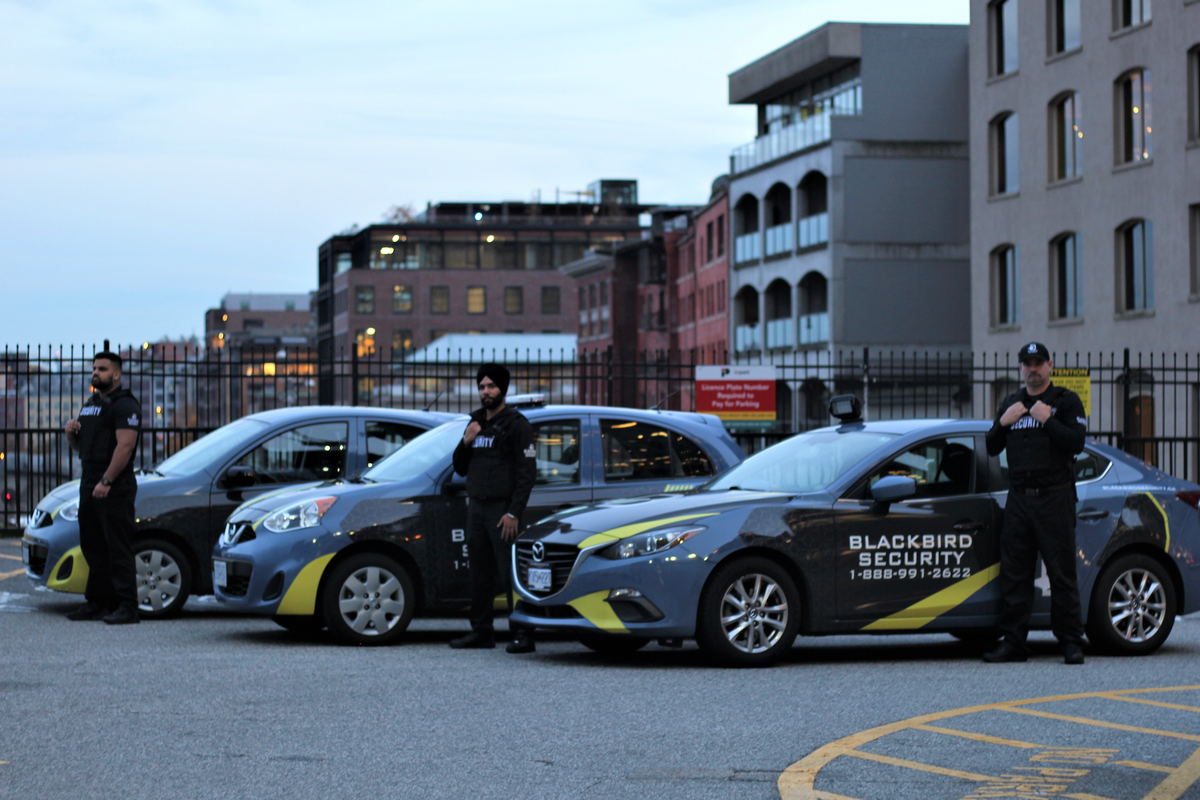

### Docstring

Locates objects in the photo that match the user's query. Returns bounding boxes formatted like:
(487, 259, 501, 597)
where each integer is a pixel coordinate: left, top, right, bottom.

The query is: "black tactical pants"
(997, 488, 1084, 651)
(78, 481, 139, 612)
(466, 498, 530, 635)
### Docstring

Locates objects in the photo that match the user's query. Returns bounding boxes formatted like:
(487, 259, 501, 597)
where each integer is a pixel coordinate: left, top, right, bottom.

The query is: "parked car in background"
(510, 397, 1200, 666)
(21, 406, 461, 618)
(212, 402, 745, 644)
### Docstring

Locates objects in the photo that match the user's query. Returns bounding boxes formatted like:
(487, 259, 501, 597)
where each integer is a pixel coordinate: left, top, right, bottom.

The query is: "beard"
(481, 394, 503, 410)
(91, 375, 114, 392)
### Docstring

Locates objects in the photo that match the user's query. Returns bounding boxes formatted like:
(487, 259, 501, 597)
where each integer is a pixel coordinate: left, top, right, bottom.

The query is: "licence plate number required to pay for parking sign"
(695, 366, 777, 431)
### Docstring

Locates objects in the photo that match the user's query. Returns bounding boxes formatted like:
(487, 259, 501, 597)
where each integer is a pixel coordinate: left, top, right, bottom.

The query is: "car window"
(155, 417, 268, 476)
(366, 421, 426, 468)
(708, 430, 896, 494)
(532, 420, 582, 486)
(364, 419, 462, 483)
(600, 419, 714, 482)
(865, 437, 975, 500)
(997, 448, 1110, 489)
(233, 422, 349, 483)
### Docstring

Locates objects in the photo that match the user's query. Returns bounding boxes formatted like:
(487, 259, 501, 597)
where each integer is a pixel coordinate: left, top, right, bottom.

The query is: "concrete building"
(314, 181, 651, 369)
(726, 23, 971, 363)
(969, 0, 1200, 357)
(204, 292, 315, 353)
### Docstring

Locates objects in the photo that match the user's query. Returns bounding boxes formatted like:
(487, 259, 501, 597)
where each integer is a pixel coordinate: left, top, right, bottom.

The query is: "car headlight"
(261, 497, 338, 533)
(598, 526, 706, 560)
(56, 499, 79, 522)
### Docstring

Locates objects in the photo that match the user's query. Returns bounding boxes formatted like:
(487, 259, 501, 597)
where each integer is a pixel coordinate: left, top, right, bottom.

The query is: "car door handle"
(1077, 509, 1111, 521)
(953, 522, 986, 532)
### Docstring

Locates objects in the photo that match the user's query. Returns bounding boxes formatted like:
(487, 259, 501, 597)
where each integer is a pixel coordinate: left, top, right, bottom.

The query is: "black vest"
(77, 387, 140, 479)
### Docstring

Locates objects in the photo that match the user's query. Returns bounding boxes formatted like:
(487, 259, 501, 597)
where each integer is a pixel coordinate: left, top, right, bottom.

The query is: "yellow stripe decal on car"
(47, 546, 90, 594)
(577, 513, 719, 550)
(861, 563, 1001, 631)
(567, 590, 628, 633)
(276, 553, 336, 615)
(1140, 492, 1170, 552)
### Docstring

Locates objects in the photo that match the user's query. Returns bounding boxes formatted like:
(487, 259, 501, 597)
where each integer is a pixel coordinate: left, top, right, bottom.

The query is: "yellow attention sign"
(1052, 368, 1091, 417)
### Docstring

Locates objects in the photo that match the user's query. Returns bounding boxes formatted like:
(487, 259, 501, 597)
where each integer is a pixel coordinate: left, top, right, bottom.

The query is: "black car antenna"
(422, 391, 443, 412)
(649, 389, 680, 412)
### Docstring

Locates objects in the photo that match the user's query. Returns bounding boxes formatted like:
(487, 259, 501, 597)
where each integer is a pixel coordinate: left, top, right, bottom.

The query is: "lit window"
(1117, 69, 1152, 164)
(392, 285, 412, 314)
(355, 329, 376, 357)
(391, 330, 413, 356)
(467, 286, 486, 315)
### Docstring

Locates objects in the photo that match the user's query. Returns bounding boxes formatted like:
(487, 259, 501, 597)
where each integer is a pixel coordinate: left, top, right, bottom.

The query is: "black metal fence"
(3, 343, 1197, 529)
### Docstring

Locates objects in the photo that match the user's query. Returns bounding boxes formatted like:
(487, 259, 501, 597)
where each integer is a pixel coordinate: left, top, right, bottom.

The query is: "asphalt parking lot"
(2, 535, 1199, 800)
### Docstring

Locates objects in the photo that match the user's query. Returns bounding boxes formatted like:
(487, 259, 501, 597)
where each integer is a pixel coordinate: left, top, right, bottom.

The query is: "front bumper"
(212, 523, 343, 616)
(508, 543, 716, 638)
(22, 521, 89, 593)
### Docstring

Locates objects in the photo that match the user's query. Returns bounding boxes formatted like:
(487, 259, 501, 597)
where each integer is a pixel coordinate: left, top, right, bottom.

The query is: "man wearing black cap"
(448, 363, 538, 653)
(984, 342, 1088, 664)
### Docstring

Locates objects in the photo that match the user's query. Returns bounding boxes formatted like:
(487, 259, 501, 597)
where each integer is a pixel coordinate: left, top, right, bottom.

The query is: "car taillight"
(1176, 490, 1200, 510)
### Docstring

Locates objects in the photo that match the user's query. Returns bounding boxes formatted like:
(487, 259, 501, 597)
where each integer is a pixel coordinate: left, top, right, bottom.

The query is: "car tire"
(321, 553, 414, 646)
(1086, 553, 1177, 655)
(695, 557, 799, 667)
(135, 539, 192, 619)
(578, 634, 649, 655)
(272, 614, 326, 634)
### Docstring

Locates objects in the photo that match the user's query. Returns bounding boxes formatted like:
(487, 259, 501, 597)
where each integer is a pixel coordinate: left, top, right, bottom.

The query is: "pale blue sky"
(0, 0, 967, 348)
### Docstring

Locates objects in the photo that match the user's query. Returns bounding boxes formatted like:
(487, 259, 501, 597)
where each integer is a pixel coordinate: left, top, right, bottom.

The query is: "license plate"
(527, 567, 552, 592)
(213, 560, 227, 588)
(21, 541, 30, 565)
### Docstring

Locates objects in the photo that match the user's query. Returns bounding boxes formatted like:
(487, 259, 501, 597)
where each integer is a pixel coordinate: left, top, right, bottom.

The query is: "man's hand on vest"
(65, 419, 81, 435)
(463, 421, 482, 446)
(498, 513, 519, 541)
(1029, 401, 1052, 424)
(1000, 402, 1028, 427)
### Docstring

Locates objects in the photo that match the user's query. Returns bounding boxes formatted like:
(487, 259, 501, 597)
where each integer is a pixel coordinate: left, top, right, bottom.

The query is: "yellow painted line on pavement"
(1114, 760, 1174, 774)
(913, 724, 1044, 749)
(842, 749, 994, 781)
(1000, 706, 1200, 743)
(1098, 693, 1200, 714)
(0, 553, 22, 561)
(0, 568, 26, 581)
(778, 686, 1200, 800)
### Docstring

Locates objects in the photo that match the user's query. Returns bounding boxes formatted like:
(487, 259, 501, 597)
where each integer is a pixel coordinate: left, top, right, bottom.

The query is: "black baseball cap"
(1018, 342, 1051, 363)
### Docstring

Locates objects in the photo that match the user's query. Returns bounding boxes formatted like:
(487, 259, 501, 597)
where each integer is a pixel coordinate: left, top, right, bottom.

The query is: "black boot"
(506, 631, 535, 654)
(449, 630, 496, 649)
(1061, 642, 1085, 665)
(102, 606, 140, 625)
(66, 602, 109, 621)
(982, 641, 1027, 663)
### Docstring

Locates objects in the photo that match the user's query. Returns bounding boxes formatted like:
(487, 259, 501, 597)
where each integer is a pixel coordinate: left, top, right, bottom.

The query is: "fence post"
(605, 345, 614, 408)
(861, 347, 870, 421)
(351, 348, 359, 407)
(1121, 347, 1131, 455)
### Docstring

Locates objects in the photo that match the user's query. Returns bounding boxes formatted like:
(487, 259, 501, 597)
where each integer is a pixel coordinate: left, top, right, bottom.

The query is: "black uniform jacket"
(76, 387, 142, 485)
(451, 405, 537, 520)
(985, 383, 1086, 488)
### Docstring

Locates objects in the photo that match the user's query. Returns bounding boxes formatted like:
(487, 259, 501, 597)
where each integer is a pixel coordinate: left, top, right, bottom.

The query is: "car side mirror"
(442, 472, 467, 496)
(223, 465, 257, 489)
(870, 475, 916, 515)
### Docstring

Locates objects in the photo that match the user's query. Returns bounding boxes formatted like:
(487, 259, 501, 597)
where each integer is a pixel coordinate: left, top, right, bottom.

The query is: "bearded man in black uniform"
(63, 351, 143, 625)
(984, 342, 1087, 664)
(448, 363, 538, 654)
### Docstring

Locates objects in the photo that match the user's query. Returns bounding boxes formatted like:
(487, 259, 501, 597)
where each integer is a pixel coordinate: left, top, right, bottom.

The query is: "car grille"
(220, 522, 256, 546)
(514, 600, 582, 619)
(25, 542, 48, 576)
(27, 509, 50, 530)
(514, 542, 579, 596)
(220, 560, 254, 597)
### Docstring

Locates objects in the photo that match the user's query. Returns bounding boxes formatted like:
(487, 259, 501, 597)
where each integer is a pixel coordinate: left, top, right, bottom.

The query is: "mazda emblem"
(532, 542, 545, 562)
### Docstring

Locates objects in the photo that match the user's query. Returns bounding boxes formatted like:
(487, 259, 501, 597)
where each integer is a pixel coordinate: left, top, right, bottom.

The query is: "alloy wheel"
(719, 573, 789, 654)
(1108, 567, 1167, 643)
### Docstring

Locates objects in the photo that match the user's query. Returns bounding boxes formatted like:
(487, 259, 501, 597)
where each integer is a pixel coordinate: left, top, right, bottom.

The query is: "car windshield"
(155, 418, 270, 477)
(706, 430, 896, 494)
(362, 419, 464, 483)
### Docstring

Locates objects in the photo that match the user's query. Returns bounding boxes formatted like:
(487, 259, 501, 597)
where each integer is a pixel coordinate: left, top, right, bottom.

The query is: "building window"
(1050, 233, 1082, 320)
(504, 286, 523, 314)
(467, 286, 486, 314)
(430, 286, 450, 314)
(392, 285, 412, 314)
(541, 286, 561, 315)
(991, 245, 1020, 326)
(990, 112, 1020, 195)
(798, 172, 829, 248)
(391, 330, 413, 357)
(285, 301, 296, 311)
(705, 221, 714, 263)
(335, 253, 352, 274)
(1118, 219, 1153, 312)
(1188, 46, 1200, 143)
(355, 328, 376, 357)
(717, 280, 726, 313)
(430, 330, 447, 342)
(1116, 69, 1152, 164)
(1049, 0, 1081, 55)
(798, 272, 829, 346)
(1191, 204, 1200, 296)
(764, 183, 793, 257)
(733, 194, 760, 263)
(599, 282, 609, 335)
(1051, 92, 1083, 181)
(716, 214, 725, 257)
(355, 286, 375, 315)
(990, 0, 1019, 77)
(1113, 0, 1150, 30)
